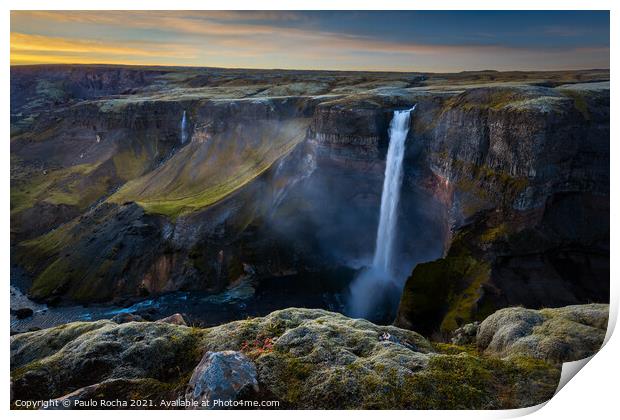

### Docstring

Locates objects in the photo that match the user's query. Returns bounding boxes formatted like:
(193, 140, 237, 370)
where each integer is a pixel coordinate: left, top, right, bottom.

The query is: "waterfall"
(372, 105, 415, 275)
(347, 105, 415, 319)
(180, 110, 188, 144)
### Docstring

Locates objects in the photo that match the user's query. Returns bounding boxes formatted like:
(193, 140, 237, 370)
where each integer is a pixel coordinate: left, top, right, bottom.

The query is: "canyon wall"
(11, 67, 609, 333)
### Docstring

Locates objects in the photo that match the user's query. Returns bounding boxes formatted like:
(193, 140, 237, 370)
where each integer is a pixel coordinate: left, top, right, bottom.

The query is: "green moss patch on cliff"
(16, 202, 164, 303)
(112, 146, 152, 181)
(396, 208, 527, 337)
(10, 162, 105, 216)
(110, 119, 309, 218)
(396, 251, 492, 337)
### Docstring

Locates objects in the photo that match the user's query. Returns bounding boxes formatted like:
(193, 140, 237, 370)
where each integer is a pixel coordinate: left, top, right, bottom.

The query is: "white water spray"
(180, 110, 188, 144)
(372, 105, 415, 275)
(348, 105, 415, 319)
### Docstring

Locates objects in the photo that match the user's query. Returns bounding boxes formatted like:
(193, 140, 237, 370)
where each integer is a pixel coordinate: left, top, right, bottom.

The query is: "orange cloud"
(10, 32, 198, 65)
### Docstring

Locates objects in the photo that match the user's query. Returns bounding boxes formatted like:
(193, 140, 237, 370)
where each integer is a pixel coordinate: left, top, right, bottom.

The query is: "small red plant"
(240, 337, 275, 356)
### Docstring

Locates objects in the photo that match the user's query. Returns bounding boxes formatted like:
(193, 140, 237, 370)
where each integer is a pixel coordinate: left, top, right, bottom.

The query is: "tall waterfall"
(347, 105, 415, 319)
(372, 105, 415, 275)
(180, 110, 188, 144)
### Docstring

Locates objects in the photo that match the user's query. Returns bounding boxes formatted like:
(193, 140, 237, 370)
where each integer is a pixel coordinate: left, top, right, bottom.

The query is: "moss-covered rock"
(10, 307, 581, 409)
(477, 304, 608, 363)
(11, 320, 205, 403)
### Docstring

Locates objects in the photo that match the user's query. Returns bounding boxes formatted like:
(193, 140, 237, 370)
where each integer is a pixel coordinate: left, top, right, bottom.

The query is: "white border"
(2, 1, 616, 419)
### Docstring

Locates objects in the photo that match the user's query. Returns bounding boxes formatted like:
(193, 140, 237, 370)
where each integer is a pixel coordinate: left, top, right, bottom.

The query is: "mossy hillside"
(402, 352, 558, 409)
(19, 202, 165, 303)
(198, 308, 558, 409)
(112, 143, 153, 181)
(397, 251, 492, 337)
(11, 321, 112, 370)
(10, 163, 105, 216)
(14, 216, 80, 276)
(14, 195, 113, 274)
(110, 118, 310, 219)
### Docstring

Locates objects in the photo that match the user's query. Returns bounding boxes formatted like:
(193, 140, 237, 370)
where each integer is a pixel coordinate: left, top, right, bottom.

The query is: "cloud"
(9, 11, 610, 71)
(10, 32, 198, 65)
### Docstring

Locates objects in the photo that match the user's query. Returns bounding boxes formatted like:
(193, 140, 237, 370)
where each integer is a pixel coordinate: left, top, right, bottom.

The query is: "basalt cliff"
(11, 65, 609, 337)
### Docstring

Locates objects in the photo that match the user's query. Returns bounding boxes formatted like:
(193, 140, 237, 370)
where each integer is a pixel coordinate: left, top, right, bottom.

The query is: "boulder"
(157, 313, 187, 326)
(477, 304, 608, 363)
(185, 351, 259, 409)
(10, 320, 204, 403)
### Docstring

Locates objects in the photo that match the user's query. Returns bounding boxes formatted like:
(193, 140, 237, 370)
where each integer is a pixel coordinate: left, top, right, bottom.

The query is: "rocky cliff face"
(395, 84, 609, 337)
(11, 66, 609, 324)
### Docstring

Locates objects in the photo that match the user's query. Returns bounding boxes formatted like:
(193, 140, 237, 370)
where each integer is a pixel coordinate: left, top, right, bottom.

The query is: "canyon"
(10, 64, 610, 409)
(11, 66, 609, 334)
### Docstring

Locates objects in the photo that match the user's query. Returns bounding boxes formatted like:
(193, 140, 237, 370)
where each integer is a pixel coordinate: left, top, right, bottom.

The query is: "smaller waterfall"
(180, 110, 188, 144)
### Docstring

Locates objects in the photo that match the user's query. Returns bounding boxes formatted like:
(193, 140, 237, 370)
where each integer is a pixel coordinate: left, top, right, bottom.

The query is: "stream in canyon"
(11, 267, 356, 333)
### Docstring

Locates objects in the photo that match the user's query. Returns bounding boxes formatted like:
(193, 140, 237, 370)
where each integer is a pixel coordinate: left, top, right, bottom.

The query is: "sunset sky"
(10, 10, 610, 72)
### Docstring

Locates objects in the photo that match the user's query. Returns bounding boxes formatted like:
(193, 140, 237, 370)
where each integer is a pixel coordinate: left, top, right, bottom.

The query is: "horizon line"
(10, 62, 612, 75)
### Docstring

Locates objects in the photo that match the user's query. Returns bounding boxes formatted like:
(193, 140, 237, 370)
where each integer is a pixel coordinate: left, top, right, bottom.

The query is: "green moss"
(446, 158, 529, 218)
(112, 146, 151, 181)
(110, 119, 309, 219)
(29, 258, 74, 299)
(403, 353, 559, 409)
(406, 353, 493, 409)
(432, 342, 478, 356)
(399, 249, 491, 336)
(11, 162, 111, 217)
(444, 89, 521, 112)
(133, 157, 286, 218)
(440, 259, 490, 333)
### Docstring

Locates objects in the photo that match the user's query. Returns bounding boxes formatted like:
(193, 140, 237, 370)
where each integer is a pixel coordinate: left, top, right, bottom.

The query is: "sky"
(10, 10, 610, 72)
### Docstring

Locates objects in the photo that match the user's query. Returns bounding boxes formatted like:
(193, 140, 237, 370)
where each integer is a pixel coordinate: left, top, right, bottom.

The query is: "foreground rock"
(477, 304, 608, 363)
(10, 305, 607, 409)
(185, 351, 259, 408)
